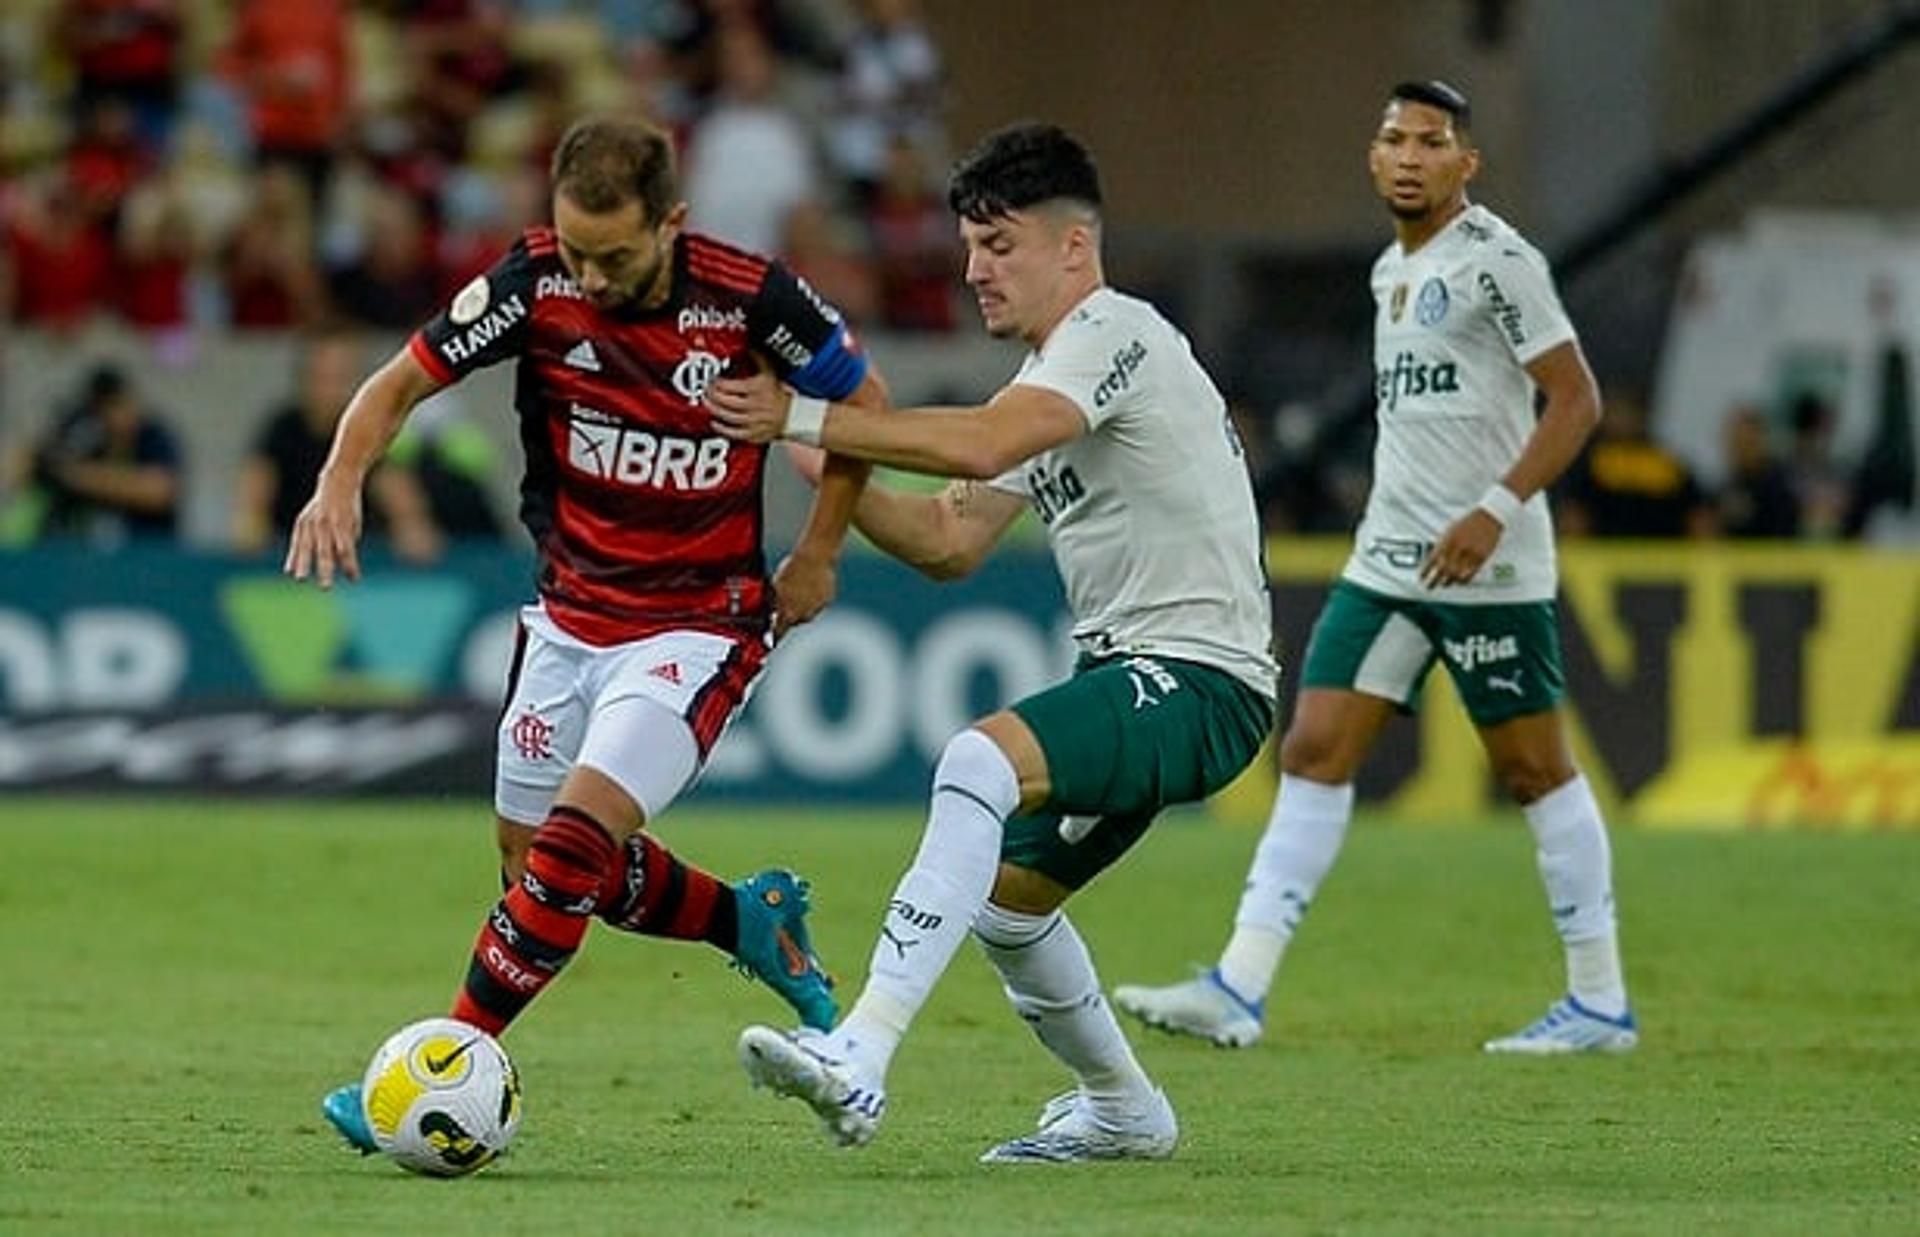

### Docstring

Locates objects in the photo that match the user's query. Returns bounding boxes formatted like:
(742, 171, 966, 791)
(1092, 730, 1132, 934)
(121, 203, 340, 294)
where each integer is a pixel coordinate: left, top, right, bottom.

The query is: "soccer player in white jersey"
(1115, 80, 1639, 1055)
(706, 122, 1279, 1161)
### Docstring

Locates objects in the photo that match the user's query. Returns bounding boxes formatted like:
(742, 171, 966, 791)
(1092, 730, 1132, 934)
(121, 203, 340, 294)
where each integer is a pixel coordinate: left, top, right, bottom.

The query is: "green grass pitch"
(2, 797, 1915, 1234)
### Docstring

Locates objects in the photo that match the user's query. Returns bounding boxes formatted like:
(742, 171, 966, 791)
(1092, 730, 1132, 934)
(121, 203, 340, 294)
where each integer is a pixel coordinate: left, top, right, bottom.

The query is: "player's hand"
(770, 549, 837, 641)
(1419, 509, 1502, 589)
(285, 481, 365, 589)
(706, 372, 791, 444)
(782, 442, 827, 488)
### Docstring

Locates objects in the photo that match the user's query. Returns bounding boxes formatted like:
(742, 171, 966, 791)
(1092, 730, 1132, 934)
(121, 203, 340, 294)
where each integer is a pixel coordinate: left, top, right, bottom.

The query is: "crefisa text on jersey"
(1476, 270, 1528, 348)
(1374, 349, 1461, 412)
(1092, 338, 1148, 409)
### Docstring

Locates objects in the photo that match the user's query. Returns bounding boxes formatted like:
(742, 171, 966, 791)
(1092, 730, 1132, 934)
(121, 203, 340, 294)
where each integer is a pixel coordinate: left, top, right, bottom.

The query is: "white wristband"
(1476, 483, 1524, 528)
(785, 395, 828, 446)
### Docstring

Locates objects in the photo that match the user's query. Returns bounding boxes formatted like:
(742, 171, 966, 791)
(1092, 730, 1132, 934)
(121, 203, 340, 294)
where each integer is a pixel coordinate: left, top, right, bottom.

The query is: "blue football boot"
(732, 869, 837, 1031)
(321, 1083, 377, 1155)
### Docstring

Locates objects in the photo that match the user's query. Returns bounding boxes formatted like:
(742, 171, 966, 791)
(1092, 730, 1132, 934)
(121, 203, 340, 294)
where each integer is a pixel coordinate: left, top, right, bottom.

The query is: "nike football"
(359, 1017, 522, 1176)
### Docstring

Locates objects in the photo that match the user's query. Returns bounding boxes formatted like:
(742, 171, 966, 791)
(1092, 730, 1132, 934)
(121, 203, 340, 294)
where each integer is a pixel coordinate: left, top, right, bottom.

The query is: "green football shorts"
(1002, 653, 1275, 890)
(1299, 580, 1564, 725)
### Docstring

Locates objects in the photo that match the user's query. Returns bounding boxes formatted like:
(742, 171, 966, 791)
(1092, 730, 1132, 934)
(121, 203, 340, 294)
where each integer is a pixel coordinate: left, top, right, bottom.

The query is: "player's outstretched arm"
(785, 444, 1026, 581)
(709, 371, 1083, 480)
(285, 347, 443, 588)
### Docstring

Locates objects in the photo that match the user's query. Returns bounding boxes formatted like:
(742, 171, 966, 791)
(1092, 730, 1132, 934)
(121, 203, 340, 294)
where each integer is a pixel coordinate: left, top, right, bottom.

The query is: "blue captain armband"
(788, 327, 868, 401)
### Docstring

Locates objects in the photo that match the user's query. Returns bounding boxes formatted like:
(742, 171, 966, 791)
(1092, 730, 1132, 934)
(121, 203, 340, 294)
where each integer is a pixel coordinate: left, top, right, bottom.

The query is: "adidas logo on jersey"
(647, 662, 683, 685)
(565, 340, 603, 372)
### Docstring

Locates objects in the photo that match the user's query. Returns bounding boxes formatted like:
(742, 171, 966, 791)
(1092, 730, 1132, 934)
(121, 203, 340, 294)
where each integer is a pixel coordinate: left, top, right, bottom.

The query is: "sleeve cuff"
(408, 332, 455, 385)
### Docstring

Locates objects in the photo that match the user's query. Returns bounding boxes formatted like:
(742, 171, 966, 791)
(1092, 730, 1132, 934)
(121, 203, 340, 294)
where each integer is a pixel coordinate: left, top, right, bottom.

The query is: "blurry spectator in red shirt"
(223, 165, 323, 329)
(435, 165, 543, 301)
(57, 0, 183, 152)
(6, 176, 113, 330)
(866, 134, 956, 332)
(66, 96, 152, 224)
(403, 0, 518, 160)
(327, 186, 439, 330)
(223, 0, 352, 204)
(116, 172, 194, 331)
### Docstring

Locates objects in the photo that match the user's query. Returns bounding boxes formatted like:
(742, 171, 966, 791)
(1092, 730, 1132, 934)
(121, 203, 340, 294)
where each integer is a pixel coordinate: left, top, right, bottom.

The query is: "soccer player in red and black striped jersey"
(286, 115, 888, 1156)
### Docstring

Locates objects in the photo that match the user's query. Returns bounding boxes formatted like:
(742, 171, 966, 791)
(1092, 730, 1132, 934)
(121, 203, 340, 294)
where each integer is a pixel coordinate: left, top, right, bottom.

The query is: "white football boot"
(1483, 995, 1639, 1055)
(738, 1025, 886, 1146)
(979, 1086, 1178, 1164)
(1112, 967, 1264, 1048)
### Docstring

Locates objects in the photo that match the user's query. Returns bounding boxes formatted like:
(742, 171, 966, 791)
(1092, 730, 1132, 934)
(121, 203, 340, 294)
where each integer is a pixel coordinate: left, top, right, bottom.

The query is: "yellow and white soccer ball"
(360, 1017, 522, 1177)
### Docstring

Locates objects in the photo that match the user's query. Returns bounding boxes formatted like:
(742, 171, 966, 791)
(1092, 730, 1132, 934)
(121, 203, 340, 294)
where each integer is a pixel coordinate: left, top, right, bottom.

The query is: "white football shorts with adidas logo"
(494, 603, 765, 825)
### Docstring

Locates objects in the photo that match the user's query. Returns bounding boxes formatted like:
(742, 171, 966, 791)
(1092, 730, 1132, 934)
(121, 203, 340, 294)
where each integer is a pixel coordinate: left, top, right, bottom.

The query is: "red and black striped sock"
(453, 806, 619, 1035)
(599, 831, 738, 955)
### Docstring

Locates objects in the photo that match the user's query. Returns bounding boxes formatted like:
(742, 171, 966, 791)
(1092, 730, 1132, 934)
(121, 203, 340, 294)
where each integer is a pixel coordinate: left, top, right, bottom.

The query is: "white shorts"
(494, 605, 768, 826)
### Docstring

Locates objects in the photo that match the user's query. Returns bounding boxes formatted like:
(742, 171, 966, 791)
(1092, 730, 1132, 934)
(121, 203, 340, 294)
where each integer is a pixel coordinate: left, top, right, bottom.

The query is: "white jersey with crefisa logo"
(989, 287, 1278, 698)
(1344, 203, 1577, 604)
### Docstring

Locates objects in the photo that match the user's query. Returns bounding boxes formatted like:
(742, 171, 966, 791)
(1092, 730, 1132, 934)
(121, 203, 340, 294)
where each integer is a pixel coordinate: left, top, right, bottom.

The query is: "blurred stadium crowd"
(0, 0, 960, 551)
(0, 1, 1912, 556)
(0, 0, 954, 336)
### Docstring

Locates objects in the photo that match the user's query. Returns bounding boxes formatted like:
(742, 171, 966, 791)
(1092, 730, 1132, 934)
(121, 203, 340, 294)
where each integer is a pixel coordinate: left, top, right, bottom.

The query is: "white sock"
(1522, 773, 1628, 1016)
(975, 901, 1154, 1107)
(835, 728, 1017, 1082)
(1218, 774, 1354, 1002)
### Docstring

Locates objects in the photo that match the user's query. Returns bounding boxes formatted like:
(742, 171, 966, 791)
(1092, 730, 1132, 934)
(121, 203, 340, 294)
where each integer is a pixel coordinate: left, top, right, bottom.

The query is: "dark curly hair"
(947, 122, 1102, 224)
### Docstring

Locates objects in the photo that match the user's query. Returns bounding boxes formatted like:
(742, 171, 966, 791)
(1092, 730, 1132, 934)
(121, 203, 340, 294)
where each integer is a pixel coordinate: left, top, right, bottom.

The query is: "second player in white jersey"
(992, 286, 1276, 694)
(1347, 202, 1576, 603)
(1115, 80, 1635, 1061)
(709, 122, 1280, 1163)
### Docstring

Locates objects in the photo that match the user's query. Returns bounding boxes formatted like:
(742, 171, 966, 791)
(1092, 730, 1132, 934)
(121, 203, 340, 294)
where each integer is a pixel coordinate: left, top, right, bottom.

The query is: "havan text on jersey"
(442, 294, 529, 365)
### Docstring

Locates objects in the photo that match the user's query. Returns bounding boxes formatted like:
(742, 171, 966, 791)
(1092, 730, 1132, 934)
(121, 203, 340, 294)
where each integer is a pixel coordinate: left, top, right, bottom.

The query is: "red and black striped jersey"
(409, 227, 869, 647)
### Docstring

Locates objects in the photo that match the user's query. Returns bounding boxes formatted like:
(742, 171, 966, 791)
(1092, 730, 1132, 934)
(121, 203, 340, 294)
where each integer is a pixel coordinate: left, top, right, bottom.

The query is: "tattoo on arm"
(948, 481, 978, 521)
